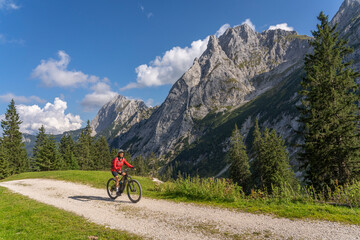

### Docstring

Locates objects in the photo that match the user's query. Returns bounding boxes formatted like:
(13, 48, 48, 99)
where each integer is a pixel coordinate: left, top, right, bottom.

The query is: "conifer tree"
(1, 99, 28, 174)
(93, 136, 111, 170)
(33, 127, 62, 171)
(251, 120, 294, 193)
(33, 125, 47, 171)
(133, 155, 147, 176)
(0, 139, 9, 179)
(298, 12, 360, 189)
(76, 120, 94, 170)
(260, 128, 294, 193)
(59, 135, 78, 170)
(251, 119, 263, 189)
(228, 124, 251, 191)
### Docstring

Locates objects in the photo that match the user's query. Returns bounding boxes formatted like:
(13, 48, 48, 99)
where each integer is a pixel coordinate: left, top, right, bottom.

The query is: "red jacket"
(111, 157, 133, 172)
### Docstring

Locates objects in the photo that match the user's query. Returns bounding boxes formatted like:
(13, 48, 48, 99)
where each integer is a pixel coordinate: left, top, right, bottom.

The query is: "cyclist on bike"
(111, 149, 136, 194)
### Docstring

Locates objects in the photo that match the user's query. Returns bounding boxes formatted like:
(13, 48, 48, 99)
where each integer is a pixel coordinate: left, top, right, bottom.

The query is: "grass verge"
(2, 170, 360, 226)
(0, 186, 141, 240)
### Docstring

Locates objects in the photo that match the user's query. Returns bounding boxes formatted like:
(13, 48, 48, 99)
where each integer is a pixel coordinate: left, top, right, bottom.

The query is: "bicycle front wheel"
(107, 178, 118, 199)
(127, 179, 142, 203)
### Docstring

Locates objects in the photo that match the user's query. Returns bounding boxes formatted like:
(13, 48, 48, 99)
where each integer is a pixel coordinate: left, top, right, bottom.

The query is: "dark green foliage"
(133, 155, 148, 176)
(59, 135, 78, 170)
(251, 120, 295, 194)
(0, 139, 9, 179)
(1, 99, 28, 174)
(228, 124, 251, 191)
(33, 126, 63, 171)
(76, 120, 94, 170)
(92, 136, 111, 170)
(298, 12, 360, 190)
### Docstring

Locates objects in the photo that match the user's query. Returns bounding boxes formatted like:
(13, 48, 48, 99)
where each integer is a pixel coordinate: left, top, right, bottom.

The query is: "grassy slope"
(0, 185, 140, 240)
(1, 170, 359, 226)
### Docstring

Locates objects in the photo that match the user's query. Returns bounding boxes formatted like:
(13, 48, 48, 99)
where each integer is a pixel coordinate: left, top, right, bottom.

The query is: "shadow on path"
(69, 195, 133, 204)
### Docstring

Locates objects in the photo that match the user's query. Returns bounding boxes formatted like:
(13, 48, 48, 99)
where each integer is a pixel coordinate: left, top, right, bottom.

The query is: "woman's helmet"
(118, 149, 125, 154)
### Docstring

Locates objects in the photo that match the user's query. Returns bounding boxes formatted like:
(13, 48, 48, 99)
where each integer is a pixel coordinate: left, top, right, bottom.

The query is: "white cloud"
(216, 24, 230, 37)
(0, 0, 19, 10)
(120, 22, 259, 90)
(241, 19, 255, 31)
(0, 93, 45, 104)
(81, 81, 118, 112)
(268, 23, 294, 31)
(121, 37, 209, 90)
(16, 98, 83, 135)
(31, 50, 99, 88)
(147, 12, 153, 18)
(145, 98, 154, 107)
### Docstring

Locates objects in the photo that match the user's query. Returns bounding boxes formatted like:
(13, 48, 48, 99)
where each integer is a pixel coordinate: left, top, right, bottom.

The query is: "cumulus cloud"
(16, 98, 83, 135)
(31, 50, 99, 88)
(268, 23, 294, 31)
(121, 37, 209, 90)
(241, 19, 256, 31)
(0, 0, 19, 10)
(81, 81, 118, 112)
(216, 23, 230, 37)
(121, 22, 259, 90)
(0, 93, 45, 104)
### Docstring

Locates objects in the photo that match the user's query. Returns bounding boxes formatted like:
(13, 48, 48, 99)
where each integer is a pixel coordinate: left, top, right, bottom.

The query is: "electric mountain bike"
(106, 169, 142, 203)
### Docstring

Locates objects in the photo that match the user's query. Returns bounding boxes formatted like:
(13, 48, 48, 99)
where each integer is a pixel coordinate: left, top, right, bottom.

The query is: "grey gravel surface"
(1, 179, 359, 240)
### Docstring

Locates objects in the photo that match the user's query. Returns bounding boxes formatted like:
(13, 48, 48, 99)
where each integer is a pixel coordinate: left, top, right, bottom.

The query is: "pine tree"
(260, 128, 294, 193)
(33, 125, 47, 171)
(76, 120, 94, 170)
(1, 99, 28, 174)
(0, 139, 10, 179)
(133, 155, 148, 176)
(298, 12, 360, 189)
(228, 124, 251, 191)
(251, 119, 263, 189)
(49, 135, 64, 170)
(93, 136, 111, 170)
(251, 119, 294, 193)
(33, 127, 62, 171)
(59, 135, 78, 170)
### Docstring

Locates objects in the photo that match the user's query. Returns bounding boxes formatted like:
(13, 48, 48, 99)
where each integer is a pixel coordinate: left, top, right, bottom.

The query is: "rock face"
(90, 95, 154, 139)
(113, 24, 310, 159)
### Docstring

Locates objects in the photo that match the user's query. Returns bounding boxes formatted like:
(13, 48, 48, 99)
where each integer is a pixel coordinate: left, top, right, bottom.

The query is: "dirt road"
(1, 179, 359, 240)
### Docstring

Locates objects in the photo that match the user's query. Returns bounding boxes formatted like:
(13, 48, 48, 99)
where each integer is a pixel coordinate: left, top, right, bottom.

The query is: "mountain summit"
(112, 25, 310, 160)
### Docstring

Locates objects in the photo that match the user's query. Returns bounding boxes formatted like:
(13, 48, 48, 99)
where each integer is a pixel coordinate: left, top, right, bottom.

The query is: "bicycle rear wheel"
(127, 179, 142, 203)
(107, 178, 118, 199)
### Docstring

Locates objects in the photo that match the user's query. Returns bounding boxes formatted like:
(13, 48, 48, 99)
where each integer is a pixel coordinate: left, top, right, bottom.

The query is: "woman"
(111, 149, 136, 194)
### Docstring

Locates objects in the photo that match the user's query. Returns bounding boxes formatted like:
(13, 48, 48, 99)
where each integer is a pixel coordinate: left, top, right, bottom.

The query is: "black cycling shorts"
(112, 171, 124, 177)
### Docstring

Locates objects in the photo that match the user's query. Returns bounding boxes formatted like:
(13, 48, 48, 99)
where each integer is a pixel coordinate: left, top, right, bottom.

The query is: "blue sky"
(0, 0, 344, 134)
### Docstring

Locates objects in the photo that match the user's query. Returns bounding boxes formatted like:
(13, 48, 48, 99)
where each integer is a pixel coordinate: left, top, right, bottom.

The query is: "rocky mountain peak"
(331, 0, 360, 32)
(90, 94, 150, 137)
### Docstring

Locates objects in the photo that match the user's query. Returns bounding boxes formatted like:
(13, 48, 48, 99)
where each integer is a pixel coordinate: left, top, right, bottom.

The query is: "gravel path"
(1, 179, 360, 240)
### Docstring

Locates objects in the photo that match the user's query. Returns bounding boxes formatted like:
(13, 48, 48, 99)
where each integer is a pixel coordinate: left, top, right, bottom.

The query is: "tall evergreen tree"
(93, 136, 111, 170)
(32, 125, 47, 171)
(228, 124, 251, 191)
(59, 135, 78, 170)
(259, 128, 294, 193)
(251, 119, 263, 189)
(33, 127, 63, 171)
(251, 120, 294, 193)
(1, 99, 28, 174)
(298, 12, 360, 189)
(0, 139, 10, 179)
(76, 120, 94, 170)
